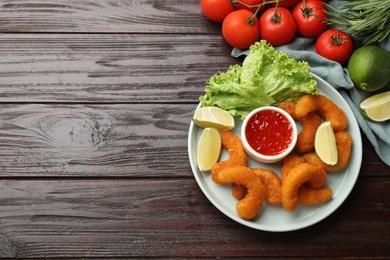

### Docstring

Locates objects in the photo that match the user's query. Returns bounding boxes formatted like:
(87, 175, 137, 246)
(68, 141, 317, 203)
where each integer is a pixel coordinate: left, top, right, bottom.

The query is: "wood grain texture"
(0, 0, 221, 33)
(0, 34, 237, 103)
(0, 178, 388, 258)
(0, 104, 195, 177)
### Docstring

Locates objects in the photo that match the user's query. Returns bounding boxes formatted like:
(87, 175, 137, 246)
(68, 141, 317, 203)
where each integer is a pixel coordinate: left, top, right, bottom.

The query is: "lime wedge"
(197, 128, 221, 171)
(193, 106, 235, 131)
(314, 121, 338, 166)
(360, 91, 390, 122)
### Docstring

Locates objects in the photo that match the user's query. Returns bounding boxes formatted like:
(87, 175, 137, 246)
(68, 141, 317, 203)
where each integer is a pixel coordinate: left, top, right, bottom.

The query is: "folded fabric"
(230, 11, 390, 167)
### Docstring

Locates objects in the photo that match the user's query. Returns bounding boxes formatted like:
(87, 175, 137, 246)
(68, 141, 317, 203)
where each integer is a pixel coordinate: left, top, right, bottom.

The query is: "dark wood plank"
(0, 0, 388, 258)
(0, 104, 195, 177)
(359, 135, 390, 176)
(0, 0, 220, 33)
(0, 104, 387, 177)
(0, 34, 237, 103)
(0, 178, 388, 258)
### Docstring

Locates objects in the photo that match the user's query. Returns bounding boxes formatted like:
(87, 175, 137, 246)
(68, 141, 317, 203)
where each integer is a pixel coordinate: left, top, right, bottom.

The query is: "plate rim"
(188, 73, 362, 232)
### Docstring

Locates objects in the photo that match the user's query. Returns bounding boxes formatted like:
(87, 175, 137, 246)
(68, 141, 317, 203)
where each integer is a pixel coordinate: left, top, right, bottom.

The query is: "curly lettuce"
(200, 41, 319, 119)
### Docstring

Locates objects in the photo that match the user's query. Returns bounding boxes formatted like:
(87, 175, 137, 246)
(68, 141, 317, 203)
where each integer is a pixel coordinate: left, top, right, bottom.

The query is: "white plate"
(188, 74, 362, 232)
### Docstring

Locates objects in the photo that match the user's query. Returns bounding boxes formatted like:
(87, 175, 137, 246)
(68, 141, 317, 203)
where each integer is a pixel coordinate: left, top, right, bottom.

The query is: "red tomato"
(201, 0, 235, 23)
(260, 7, 296, 46)
(292, 0, 328, 37)
(235, 0, 265, 14)
(315, 29, 354, 64)
(272, 0, 299, 8)
(222, 9, 260, 49)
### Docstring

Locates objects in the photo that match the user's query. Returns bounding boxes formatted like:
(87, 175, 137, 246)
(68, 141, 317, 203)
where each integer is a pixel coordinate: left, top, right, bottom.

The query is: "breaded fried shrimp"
(295, 94, 348, 132)
(218, 166, 265, 220)
(254, 168, 282, 205)
(278, 101, 297, 118)
(282, 154, 333, 206)
(211, 131, 247, 184)
(279, 101, 322, 154)
(281, 163, 327, 212)
(281, 153, 305, 181)
(232, 168, 282, 205)
(298, 184, 333, 205)
(296, 112, 322, 153)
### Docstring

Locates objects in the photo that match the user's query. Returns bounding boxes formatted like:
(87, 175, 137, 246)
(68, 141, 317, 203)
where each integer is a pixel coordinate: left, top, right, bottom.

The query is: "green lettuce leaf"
(200, 40, 319, 119)
(199, 64, 274, 118)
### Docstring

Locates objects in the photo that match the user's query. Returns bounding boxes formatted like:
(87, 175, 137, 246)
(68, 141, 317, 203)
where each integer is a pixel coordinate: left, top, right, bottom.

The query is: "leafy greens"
(200, 41, 319, 119)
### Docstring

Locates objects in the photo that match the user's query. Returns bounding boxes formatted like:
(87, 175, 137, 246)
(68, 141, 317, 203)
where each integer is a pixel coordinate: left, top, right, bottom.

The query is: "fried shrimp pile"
(281, 163, 327, 212)
(203, 94, 352, 219)
(209, 131, 285, 219)
(233, 168, 282, 205)
(218, 166, 265, 220)
(295, 94, 348, 133)
(279, 151, 336, 210)
(280, 149, 343, 210)
(279, 95, 352, 172)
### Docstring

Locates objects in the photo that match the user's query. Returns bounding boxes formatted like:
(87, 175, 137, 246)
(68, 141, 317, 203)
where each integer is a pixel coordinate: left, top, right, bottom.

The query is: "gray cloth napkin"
(231, 25, 390, 167)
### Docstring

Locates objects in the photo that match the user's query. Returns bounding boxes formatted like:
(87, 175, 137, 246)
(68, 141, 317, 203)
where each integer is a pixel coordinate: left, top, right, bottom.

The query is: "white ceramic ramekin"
(241, 106, 298, 164)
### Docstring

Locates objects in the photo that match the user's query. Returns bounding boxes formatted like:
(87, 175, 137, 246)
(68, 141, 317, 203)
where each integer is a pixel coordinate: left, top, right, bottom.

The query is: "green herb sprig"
(325, 0, 390, 46)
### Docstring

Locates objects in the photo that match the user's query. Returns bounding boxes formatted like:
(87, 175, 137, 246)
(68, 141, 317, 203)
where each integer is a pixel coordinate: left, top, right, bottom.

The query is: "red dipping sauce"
(245, 109, 294, 156)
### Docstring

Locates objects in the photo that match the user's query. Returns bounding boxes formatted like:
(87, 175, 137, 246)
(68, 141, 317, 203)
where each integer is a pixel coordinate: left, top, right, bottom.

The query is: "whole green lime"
(348, 46, 390, 92)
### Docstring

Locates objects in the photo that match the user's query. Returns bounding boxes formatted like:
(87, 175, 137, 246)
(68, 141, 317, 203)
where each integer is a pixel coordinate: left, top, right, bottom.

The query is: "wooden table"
(0, 0, 389, 258)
